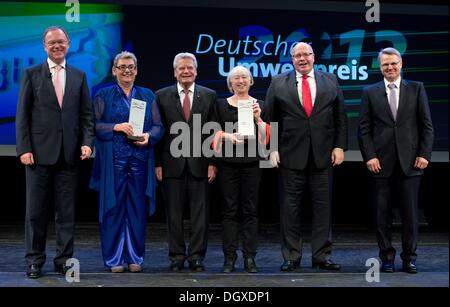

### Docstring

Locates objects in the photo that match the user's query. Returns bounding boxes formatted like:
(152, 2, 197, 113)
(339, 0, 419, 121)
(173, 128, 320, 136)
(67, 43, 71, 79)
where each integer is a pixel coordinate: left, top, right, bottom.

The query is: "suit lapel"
(311, 69, 324, 116)
(172, 85, 185, 120)
(190, 85, 203, 122)
(41, 62, 60, 109)
(286, 71, 304, 116)
(62, 65, 73, 109)
(396, 79, 408, 122)
(375, 81, 395, 122)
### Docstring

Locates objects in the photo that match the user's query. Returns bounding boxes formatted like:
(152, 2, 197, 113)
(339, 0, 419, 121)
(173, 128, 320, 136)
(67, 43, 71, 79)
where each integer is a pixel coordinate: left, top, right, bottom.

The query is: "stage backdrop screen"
(0, 1, 448, 154)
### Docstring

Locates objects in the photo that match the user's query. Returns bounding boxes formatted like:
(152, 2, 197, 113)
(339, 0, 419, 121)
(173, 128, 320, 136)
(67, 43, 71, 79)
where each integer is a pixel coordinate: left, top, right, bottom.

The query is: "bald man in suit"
(266, 42, 347, 272)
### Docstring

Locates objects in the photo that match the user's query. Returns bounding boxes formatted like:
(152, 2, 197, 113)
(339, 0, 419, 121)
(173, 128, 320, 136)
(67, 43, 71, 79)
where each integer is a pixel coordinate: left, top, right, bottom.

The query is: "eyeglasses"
(381, 61, 400, 68)
(115, 65, 137, 71)
(45, 40, 68, 46)
(293, 52, 313, 59)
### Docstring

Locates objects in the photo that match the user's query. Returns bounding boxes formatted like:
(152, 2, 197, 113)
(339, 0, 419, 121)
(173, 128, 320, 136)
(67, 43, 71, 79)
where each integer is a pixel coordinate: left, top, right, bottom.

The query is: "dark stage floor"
(0, 223, 448, 287)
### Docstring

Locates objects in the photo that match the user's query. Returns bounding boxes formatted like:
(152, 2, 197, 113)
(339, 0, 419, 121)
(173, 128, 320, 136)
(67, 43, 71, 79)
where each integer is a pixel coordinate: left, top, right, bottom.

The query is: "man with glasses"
(89, 51, 164, 273)
(358, 47, 434, 274)
(16, 26, 94, 278)
(266, 42, 347, 272)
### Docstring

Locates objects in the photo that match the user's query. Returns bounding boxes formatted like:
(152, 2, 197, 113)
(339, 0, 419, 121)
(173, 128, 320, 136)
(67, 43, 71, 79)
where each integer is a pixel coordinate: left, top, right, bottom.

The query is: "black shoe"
(26, 264, 42, 279)
(280, 260, 300, 272)
(244, 258, 258, 273)
(381, 261, 395, 273)
(223, 258, 236, 273)
(188, 259, 205, 272)
(169, 260, 184, 272)
(54, 264, 70, 275)
(402, 261, 418, 274)
(312, 260, 341, 271)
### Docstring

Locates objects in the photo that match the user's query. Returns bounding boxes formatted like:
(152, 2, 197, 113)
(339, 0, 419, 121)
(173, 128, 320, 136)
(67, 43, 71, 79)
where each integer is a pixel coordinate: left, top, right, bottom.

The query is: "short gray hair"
(113, 51, 138, 67)
(378, 47, 402, 63)
(173, 52, 198, 69)
(226, 65, 254, 93)
(43, 26, 70, 42)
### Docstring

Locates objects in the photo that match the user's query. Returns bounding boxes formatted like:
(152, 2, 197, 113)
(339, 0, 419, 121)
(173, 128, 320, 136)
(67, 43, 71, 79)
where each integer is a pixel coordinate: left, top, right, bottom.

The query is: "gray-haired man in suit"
(358, 47, 434, 274)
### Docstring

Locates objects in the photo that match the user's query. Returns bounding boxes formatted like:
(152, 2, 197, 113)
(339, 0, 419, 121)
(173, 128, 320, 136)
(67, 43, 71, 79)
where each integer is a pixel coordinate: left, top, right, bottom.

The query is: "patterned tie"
(53, 65, 63, 108)
(182, 89, 191, 121)
(387, 83, 397, 120)
(302, 74, 313, 117)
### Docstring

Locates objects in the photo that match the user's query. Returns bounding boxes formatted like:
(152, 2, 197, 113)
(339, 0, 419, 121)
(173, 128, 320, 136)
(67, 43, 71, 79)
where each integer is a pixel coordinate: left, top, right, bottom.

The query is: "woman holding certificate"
(90, 51, 164, 273)
(213, 65, 269, 273)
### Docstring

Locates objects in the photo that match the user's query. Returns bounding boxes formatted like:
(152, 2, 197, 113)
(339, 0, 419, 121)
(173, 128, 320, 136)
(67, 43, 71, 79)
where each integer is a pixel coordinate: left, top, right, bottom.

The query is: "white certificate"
(128, 98, 146, 138)
(237, 99, 254, 137)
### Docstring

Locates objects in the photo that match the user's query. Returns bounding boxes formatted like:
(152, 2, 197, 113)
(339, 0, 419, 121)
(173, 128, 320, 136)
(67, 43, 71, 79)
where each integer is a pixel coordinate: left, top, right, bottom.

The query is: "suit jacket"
(358, 79, 434, 177)
(265, 69, 348, 170)
(155, 84, 217, 178)
(16, 62, 94, 165)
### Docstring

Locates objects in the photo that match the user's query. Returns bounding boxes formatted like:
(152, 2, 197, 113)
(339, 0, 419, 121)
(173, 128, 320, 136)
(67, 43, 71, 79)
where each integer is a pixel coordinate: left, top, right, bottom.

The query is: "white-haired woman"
(213, 65, 269, 273)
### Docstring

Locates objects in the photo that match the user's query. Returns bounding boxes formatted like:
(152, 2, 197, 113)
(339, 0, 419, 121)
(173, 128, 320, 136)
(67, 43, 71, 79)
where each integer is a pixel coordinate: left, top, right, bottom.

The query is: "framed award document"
(127, 98, 146, 142)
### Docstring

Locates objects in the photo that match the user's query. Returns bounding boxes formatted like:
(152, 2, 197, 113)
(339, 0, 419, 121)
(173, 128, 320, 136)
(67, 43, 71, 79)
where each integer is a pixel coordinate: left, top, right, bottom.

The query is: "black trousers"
(218, 161, 261, 260)
(279, 163, 333, 263)
(24, 155, 79, 267)
(370, 163, 421, 263)
(162, 166, 209, 262)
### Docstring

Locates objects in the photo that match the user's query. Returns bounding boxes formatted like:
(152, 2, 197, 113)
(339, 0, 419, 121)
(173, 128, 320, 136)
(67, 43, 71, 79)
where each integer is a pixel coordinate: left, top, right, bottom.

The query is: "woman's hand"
(114, 122, 134, 136)
(252, 101, 261, 123)
(223, 132, 244, 144)
(134, 133, 150, 146)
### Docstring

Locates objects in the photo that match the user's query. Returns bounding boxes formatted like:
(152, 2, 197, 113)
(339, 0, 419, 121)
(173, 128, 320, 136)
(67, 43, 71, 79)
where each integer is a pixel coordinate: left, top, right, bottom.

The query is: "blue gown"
(89, 84, 164, 268)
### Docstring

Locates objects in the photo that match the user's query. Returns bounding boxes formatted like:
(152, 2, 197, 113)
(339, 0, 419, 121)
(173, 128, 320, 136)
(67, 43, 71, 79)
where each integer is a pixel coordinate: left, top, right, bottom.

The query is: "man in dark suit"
(155, 52, 217, 272)
(358, 47, 434, 274)
(16, 26, 94, 278)
(266, 42, 347, 272)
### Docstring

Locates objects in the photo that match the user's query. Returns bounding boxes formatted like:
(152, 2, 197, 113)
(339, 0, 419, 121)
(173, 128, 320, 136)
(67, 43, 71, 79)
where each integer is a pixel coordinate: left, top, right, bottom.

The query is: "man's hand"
(208, 165, 217, 183)
(269, 151, 280, 168)
(80, 146, 92, 160)
(414, 157, 429, 170)
(20, 152, 34, 166)
(331, 148, 344, 166)
(155, 166, 162, 181)
(366, 158, 381, 173)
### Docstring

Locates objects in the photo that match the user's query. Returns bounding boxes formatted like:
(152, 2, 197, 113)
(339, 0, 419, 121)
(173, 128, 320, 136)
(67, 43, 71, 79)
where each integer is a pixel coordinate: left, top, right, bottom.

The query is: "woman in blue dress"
(90, 51, 164, 273)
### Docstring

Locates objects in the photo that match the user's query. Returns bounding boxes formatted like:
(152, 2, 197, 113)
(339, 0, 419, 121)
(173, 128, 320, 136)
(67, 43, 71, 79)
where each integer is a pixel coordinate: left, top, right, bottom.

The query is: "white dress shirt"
(296, 69, 317, 106)
(177, 82, 195, 110)
(47, 58, 66, 95)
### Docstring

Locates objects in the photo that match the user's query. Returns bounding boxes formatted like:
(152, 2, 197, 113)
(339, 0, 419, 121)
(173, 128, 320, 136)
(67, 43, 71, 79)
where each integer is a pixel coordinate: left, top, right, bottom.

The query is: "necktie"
(387, 83, 397, 120)
(53, 65, 63, 108)
(182, 89, 191, 121)
(302, 74, 313, 117)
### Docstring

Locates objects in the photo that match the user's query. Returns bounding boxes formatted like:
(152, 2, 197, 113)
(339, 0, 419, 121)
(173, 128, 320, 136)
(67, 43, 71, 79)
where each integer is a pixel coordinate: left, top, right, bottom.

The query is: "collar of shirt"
(177, 82, 195, 95)
(295, 69, 315, 81)
(47, 58, 66, 70)
(384, 77, 401, 90)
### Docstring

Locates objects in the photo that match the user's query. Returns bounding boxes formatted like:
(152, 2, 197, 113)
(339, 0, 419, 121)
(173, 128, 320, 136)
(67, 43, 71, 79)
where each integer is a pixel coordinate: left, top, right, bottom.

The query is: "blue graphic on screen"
(0, 6, 123, 145)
